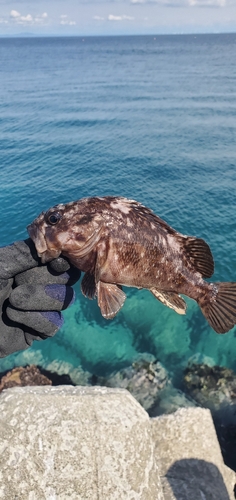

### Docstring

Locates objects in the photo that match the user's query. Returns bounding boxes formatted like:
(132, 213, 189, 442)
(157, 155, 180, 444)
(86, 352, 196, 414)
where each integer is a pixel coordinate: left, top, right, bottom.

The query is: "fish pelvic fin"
(150, 288, 187, 315)
(180, 236, 214, 278)
(81, 272, 97, 299)
(198, 282, 236, 334)
(97, 281, 126, 319)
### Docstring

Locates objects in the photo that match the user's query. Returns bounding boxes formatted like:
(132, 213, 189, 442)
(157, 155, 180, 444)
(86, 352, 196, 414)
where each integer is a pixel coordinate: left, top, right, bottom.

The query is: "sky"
(0, 0, 236, 36)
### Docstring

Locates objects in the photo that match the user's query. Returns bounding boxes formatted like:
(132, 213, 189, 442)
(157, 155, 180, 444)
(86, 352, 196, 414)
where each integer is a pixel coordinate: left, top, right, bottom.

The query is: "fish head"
(27, 200, 105, 264)
(27, 207, 67, 263)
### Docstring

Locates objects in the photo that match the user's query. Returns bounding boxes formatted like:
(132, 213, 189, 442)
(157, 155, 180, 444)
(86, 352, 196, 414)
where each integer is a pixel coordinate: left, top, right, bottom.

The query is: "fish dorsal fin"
(81, 272, 97, 299)
(150, 288, 187, 315)
(97, 281, 126, 319)
(181, 236, 214, 278)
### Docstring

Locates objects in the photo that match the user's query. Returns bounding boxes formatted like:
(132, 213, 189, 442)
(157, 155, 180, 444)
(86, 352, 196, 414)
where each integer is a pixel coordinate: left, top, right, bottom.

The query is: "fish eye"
(46, 212, 62, 225)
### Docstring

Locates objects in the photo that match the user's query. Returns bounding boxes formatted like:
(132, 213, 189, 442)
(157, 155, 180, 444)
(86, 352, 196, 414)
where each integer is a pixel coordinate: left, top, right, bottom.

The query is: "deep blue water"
(0, 34, 236, 385)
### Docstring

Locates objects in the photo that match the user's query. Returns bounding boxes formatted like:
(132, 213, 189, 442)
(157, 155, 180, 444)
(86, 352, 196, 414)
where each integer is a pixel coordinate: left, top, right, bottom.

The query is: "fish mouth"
(39, 249, 61, 264)
(27, 222, 61, 263)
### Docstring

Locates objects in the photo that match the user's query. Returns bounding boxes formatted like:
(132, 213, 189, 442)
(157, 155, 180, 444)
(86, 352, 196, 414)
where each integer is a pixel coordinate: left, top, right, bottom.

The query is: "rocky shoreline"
(1, 358, 236, 479)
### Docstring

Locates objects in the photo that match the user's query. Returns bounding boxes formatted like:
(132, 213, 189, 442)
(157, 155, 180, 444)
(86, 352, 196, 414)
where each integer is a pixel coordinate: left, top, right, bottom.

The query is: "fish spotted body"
(28, 196, 236, 334)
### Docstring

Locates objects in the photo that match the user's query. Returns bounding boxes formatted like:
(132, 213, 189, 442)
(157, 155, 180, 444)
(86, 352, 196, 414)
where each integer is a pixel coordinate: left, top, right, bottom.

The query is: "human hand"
(0, 239, 81, 357)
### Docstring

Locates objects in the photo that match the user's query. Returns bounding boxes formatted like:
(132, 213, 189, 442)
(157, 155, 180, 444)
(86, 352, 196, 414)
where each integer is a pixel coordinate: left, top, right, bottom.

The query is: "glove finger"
(49, 257, 70, 273)
(6, 307, 64, 336)
(0, 323, 31, 357)
(9, 284, 75, 311)
(48, 257, 81, 285)
(0, 239, 39, 279)
(0, 278, 13, 304)
(15, 264, 81, 287)
(0, 239, 81, 283)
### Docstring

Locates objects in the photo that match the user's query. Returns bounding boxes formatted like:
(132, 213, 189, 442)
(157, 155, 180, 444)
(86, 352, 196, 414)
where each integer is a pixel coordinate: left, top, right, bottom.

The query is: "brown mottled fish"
(27, 196, 236, 334)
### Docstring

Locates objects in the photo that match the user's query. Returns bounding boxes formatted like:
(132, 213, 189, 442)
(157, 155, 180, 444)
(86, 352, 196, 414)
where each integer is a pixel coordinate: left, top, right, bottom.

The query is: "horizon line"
(0, 31, 236, 38)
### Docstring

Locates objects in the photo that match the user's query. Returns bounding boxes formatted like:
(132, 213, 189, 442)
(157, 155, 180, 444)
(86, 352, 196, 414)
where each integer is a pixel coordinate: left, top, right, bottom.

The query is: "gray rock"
(152, 407, 236, 500)
(0, 386, 163, 500)
(97, 358, 169, 411)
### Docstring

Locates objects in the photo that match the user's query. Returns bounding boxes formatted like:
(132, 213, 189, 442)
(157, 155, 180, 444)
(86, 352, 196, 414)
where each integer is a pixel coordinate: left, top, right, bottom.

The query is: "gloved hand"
(0, 239, 81, 357)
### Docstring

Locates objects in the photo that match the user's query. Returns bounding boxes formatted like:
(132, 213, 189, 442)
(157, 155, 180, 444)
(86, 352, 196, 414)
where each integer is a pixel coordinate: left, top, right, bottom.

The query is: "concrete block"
(152, 407, 235, 500)
(0, 386, 163, 500)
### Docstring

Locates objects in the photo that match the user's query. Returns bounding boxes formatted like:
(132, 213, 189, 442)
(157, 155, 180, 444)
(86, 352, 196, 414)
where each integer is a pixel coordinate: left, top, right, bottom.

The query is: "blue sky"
(0, 0, 236, 36)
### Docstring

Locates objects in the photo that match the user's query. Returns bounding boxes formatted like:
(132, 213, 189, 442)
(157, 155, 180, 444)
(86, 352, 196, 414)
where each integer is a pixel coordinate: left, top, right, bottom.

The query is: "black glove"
(0, 239, 81, 357)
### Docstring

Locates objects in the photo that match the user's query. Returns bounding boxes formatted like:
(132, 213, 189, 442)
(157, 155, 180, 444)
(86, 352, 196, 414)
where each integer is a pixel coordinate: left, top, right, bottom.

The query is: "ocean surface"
(0, 34, 236, 392)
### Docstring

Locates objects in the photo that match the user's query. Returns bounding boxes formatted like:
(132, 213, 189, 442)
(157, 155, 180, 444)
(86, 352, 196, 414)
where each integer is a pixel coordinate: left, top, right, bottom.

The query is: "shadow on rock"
(166, 458, 232, 500)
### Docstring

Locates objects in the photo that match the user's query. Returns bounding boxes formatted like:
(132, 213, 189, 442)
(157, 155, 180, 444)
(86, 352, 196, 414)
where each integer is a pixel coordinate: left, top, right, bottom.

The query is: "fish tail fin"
(198, 282, 236, 334)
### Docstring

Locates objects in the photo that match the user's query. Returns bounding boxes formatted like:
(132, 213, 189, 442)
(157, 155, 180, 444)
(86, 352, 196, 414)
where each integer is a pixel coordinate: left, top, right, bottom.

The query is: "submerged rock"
(183, 362, 236, 472)
(149, 385, 198, 417)
(93, 357, 169, 411)
(183, 363, 236, 412)
(0, 363, 91, 392)
(0, 365, 52, 392)
(40, 360, 91, 386)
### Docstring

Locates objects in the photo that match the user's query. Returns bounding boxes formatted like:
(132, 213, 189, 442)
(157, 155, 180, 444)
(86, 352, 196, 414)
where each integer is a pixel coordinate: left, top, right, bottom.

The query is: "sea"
(0, 33, 236, 394)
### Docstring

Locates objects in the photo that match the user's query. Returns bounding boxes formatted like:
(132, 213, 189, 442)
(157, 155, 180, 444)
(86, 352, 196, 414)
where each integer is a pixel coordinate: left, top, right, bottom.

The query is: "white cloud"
(10, 10, 20, 18)
(9, 11, 49, 25)
(130, 0, 229, 5)
(108, 14, 123, 20)
(108, 14, 134, 20)
(34, 13, 48, 23)
(59, 14, 76, 25)
(10, 10, 33, 24)
(93, 15, 105, 20)
(60, 20, 76, 25)
(188, 0, 226, 5)
(130, 0, 183, 4)
(130, 0, 182, 4)
(20, 14, 33, 22)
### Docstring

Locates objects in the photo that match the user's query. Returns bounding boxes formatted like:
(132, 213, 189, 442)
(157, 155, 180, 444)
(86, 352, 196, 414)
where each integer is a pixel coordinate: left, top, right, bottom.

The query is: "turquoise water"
(0, 34, 236, 382)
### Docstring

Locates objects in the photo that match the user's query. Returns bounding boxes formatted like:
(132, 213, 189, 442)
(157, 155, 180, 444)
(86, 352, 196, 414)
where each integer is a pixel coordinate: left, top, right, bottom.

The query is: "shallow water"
(0, 34, 236, 385)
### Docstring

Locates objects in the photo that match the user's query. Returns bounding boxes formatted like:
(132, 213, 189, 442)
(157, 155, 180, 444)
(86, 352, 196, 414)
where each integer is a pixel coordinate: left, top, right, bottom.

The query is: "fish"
(27, 196, 236, 334)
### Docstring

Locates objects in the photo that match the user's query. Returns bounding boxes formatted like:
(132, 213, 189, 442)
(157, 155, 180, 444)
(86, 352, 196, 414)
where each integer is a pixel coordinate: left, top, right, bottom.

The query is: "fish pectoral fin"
(179, 236, 214, 278)
(150, 288, 187, 315)
(81, 272, 97, 299)
(97, 281, 126, 319)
